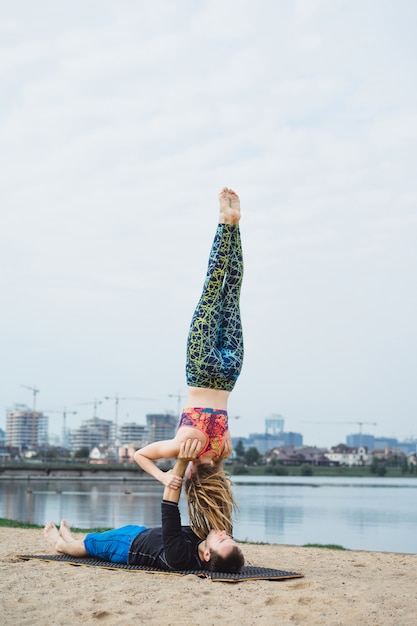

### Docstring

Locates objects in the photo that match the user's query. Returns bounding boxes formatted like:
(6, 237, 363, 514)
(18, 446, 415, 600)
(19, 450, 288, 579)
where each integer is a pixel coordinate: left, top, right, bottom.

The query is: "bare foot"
(227, 188, 241, 224)
(219, 187, 240, 225)
(44, 522, 61, 551)
(59, 519, 74, 542)
(219, 187, 231, 223)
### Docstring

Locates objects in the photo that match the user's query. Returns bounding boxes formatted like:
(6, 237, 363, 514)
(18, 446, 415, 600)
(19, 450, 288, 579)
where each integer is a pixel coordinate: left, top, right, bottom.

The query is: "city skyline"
(2, 400, 415, 452)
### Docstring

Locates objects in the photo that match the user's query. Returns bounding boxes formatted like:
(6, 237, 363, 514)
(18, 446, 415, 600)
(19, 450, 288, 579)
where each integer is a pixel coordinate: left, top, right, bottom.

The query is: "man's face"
(206, 530, 237, 558)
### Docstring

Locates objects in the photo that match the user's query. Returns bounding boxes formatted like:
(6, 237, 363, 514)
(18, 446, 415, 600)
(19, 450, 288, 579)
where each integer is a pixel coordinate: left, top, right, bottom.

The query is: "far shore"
(1, 461, 416, 481)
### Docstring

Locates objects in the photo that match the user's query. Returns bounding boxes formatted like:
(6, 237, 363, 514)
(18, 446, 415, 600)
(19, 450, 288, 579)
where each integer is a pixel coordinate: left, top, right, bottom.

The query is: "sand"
(1, 527, 416, 625)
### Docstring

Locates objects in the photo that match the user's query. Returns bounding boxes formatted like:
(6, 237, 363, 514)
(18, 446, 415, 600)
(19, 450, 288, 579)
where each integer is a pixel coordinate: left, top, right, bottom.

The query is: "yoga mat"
(19, 554, 304, 583)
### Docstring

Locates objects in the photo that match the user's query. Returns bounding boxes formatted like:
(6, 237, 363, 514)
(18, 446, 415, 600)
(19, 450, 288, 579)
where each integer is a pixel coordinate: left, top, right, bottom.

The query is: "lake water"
(1, 475, 416, 554)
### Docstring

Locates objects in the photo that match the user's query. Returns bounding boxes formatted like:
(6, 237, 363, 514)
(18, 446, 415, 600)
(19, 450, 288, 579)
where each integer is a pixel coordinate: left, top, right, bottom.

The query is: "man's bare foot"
(44, 522, 61, 551)
(219, 187, 240, 225)
(59, 519, 74, 542)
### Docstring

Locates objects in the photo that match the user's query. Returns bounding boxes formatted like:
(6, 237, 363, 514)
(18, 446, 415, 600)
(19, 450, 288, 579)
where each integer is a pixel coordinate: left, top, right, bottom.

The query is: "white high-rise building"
(68, 417, 114, 451)
(118, 422, 148, 446)
(146, 413, 177, 442)
(6, 404, 49, 449)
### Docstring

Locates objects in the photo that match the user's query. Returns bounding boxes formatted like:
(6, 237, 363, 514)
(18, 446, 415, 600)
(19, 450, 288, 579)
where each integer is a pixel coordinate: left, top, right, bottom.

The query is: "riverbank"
(1, 461, 415, 480)
(1, 526, 416, 625)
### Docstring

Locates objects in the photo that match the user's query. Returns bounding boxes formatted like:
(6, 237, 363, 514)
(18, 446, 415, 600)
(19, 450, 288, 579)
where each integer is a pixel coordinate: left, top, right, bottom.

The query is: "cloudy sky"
(1, 0, 416, 449)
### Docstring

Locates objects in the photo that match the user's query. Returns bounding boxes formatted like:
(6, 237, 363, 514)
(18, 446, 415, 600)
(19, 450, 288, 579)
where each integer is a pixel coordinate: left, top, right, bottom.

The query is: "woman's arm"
(133, 439, 182, 488)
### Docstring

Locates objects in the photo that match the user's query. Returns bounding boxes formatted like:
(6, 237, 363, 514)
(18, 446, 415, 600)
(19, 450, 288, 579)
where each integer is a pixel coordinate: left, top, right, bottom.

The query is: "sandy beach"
(1, 527, 416, 625)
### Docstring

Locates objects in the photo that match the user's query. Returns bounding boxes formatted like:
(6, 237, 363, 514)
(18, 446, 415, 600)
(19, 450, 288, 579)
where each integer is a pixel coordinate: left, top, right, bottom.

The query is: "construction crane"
(45, 408, 78, 447)
(343, 421, 377, 447)
(75, 398, 103, 418)
(302, 421, 377, 447)
(20, 384, 40, 447)
(104, 394, 155, 445)
(345, 421, 377, 433)
(21, 384, 40, 411)
(168, 391, 186, 418)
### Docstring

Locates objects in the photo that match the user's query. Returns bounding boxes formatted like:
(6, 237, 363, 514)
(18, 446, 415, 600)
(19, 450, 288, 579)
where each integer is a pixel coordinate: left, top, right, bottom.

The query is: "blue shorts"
(84, 525, 147, 563)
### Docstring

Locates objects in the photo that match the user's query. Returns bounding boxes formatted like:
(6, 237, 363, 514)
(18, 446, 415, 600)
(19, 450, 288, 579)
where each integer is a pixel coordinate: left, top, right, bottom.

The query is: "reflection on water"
(1, 476, 416, 553)
(232, 478, 417, 553)
(2, 480, 165, 529)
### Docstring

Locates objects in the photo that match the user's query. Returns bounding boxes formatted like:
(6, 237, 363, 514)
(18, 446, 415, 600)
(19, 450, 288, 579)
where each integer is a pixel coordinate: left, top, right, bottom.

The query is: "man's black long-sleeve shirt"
(128, 500, 204, 571)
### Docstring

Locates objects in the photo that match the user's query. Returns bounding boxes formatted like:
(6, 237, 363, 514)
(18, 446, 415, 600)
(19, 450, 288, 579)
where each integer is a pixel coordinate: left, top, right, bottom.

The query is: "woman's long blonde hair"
(185, 463, 238, 540)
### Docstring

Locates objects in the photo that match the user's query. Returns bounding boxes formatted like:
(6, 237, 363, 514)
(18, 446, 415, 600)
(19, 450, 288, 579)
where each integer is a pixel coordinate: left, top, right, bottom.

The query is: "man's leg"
(83, 525, 146, 563)
(44, 521, 145, 563)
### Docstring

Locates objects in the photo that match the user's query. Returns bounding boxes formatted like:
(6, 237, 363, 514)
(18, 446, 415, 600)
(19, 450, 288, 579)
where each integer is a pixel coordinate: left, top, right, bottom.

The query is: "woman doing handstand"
(134, 187, 244, 538)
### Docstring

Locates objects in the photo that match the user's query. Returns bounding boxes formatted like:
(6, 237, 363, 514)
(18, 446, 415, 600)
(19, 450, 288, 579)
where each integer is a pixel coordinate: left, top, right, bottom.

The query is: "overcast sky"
(1, 0, 416, 449)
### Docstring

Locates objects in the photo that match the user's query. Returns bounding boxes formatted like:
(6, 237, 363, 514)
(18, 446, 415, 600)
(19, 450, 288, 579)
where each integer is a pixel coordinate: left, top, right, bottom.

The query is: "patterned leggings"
(186, 224, 244, 392)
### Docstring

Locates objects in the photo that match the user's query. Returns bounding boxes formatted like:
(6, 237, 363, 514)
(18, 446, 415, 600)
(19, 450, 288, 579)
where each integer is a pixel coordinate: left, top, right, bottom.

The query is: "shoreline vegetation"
(0, 518, 113, 532)
(1, 460, 416, 479)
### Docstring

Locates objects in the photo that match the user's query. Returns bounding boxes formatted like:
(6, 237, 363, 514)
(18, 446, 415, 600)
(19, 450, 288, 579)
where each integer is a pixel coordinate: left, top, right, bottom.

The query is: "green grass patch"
(303, 543, 348, 550)
(0, 518, 111, 533)
(0, 518, 43, 529)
